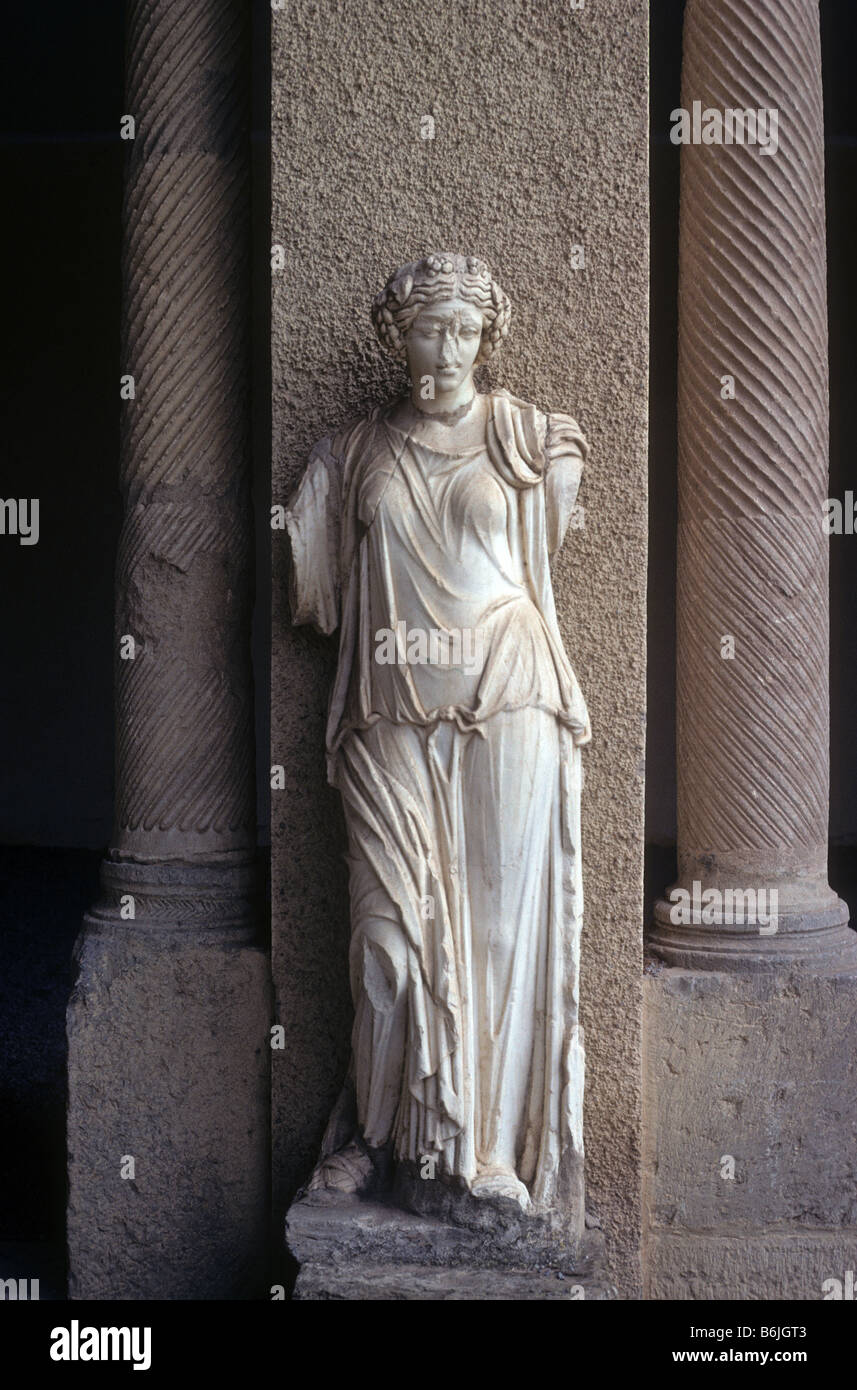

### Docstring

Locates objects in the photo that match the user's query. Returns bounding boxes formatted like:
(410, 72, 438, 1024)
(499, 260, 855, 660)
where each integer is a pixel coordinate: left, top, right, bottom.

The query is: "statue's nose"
(438, 331, 457, 364)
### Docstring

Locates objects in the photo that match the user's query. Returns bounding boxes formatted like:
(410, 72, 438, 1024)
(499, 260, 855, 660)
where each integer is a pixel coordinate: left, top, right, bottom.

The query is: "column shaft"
(117, 0, 254, 865)
(650, 0, 857, 970)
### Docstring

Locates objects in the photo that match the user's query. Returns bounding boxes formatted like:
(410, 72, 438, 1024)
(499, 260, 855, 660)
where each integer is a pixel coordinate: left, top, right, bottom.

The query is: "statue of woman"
(286, 253, 590, 1222)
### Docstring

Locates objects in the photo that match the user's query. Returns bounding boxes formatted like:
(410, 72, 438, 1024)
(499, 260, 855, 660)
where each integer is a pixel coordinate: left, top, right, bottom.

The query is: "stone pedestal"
(67, 921, 270, 1300)
(644, 965, 857, 1299)
(286, 1196, 615, 1301)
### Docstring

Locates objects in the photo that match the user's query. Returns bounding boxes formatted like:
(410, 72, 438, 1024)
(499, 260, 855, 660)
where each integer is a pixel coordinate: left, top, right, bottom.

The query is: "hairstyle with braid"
(371, 253, 511, 365)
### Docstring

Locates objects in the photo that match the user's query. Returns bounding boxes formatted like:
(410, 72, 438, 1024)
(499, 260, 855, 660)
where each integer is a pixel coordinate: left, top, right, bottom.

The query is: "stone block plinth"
(644, 963, 857, 1299)
(67, 921, 271, 1300)
(286, 1195, 616, 1301)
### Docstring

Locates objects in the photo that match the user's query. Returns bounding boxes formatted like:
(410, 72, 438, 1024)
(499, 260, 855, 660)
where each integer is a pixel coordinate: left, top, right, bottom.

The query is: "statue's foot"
(307, 1139, 376, 1197)
(471, 1165, 531, 1212)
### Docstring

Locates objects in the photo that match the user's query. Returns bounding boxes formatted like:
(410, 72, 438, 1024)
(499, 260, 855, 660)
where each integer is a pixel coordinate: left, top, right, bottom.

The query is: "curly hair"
(371, 253, 511, 365)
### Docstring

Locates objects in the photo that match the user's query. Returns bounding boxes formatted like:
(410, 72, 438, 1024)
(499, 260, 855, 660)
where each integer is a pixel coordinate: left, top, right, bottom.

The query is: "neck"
(405, 393, 478, 428)
(410, 381, 475, 416)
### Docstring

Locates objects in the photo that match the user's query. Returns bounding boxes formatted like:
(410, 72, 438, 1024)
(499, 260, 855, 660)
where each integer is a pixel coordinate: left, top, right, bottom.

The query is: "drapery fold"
(286, 390, 589, 1208)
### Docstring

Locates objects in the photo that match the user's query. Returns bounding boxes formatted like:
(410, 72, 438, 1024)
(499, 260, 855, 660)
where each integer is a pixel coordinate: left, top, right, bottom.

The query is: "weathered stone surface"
(643, 965, 857, 1299)
(393, 1160, 584, 1251)
(295, 1262, 603, 1302)
(643, 0, 857, 1307)
(648, 1232, 857, 1302)
(650, 0, 857, 971)
(271, 0, 649, 1297)
(67, 926, 271, 1300)
(116, 0, 255, 864)
(66, 0, 271, 1299)
(287, 1195, 616, 1301)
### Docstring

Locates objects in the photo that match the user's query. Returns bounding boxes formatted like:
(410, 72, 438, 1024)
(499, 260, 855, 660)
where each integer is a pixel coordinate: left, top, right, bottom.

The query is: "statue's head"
(371, 254, 511, 389)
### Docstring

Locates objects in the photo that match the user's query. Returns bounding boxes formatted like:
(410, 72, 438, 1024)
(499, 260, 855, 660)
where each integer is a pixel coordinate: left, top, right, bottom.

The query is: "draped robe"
(286, 389, 590, 1210)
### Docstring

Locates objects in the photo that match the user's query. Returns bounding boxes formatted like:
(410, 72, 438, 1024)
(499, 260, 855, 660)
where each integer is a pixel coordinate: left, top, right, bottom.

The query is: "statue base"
(285, 1193, 615, 1301)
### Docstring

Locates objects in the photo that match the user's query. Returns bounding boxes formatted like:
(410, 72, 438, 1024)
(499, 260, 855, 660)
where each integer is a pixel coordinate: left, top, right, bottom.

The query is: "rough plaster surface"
(67, 928, 271, 1299)
(644, 966, 857, 1299)
(271, 0, 649, 1294)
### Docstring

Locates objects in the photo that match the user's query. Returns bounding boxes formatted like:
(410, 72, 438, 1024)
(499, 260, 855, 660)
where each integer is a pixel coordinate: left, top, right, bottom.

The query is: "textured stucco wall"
(271, 0, 648, 1293)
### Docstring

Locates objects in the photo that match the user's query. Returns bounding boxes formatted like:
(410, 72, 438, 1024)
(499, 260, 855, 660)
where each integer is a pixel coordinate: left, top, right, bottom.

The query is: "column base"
(86, 853, 259, 943)
(66, 871, 271, 1299)
(649, 896, 857, 974)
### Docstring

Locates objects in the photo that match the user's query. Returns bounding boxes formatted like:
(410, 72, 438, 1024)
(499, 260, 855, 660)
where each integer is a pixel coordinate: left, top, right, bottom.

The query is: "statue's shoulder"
(485, 389, 548, 465)
(489, 389, 588, 464)
(488, 387, 545, 421)
(312, 402, 393, 468)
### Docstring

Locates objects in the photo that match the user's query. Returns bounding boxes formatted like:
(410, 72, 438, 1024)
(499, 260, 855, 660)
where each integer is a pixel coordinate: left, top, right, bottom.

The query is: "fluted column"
(66, 0, 270, 1299)
(650, 0, 857, 971)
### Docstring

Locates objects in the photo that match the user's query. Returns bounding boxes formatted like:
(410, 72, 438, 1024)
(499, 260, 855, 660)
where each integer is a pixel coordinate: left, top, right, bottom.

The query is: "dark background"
(1, 0, 855, 1257)
(0, 0, 273, 1263)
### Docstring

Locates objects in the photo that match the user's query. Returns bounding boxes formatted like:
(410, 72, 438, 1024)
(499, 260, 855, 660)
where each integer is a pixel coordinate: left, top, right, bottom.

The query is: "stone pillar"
(650, 0, 857, 972)
(66, 0, 271, 1299)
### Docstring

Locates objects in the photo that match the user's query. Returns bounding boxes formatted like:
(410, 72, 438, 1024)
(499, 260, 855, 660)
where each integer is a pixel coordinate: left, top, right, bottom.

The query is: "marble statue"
(286, 253, 590, 1224)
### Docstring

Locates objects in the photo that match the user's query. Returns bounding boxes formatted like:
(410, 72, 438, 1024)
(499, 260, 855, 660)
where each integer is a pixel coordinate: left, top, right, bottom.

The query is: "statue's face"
(404, 295, 484, 395)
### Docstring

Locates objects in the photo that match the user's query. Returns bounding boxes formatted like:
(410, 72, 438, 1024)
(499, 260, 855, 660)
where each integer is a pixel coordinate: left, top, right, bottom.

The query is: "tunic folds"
(286, 389, 590, 1208)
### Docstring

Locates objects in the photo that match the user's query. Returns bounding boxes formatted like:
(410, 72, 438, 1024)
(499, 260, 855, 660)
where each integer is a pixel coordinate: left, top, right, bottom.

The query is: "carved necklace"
(406, 393, 478, 427)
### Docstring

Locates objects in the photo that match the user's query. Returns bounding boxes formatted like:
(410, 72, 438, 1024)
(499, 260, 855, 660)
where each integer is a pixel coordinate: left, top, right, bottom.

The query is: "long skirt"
(333, 707, 584, 1210)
